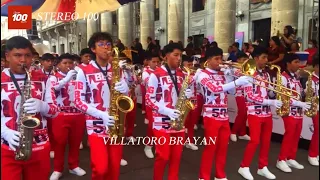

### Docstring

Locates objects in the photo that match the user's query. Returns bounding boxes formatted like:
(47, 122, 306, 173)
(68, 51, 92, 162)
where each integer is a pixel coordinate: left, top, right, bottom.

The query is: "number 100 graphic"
(12, 13, 28, 22)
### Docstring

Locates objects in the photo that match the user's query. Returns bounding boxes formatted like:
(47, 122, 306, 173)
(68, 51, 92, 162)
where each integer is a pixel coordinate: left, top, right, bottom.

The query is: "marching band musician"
(181, 55, 199, 151)
(141, 53, 152, 121)
(78, 48, 94, 69)
(74, 32, 129, 180)
(196, 47, 251, 180)
(230, 52, 251, 142)
(308, 53, 319, 166)
(238, 46, 282, 180)
(276, 53, 312, 173)
(1, 36, 58, 180)
(145, 43, 193, 180)
(49, 53, 86, 180)
(142, 52, 161, 159)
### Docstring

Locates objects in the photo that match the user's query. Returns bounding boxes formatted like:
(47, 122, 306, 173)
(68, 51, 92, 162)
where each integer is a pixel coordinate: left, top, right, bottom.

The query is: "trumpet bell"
(116, 96, 134, 113)
(242, 59, 257, 76)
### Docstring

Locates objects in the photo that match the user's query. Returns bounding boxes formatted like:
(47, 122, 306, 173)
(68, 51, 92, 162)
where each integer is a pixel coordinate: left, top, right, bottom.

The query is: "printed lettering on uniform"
(148, 86, 155, 94)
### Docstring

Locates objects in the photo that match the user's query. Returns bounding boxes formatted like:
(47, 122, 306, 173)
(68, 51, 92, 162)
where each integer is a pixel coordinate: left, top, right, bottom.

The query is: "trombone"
(216, 59, 300, 100)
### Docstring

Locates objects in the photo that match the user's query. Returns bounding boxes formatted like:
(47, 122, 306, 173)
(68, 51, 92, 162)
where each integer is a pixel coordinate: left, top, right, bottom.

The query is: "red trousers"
(199, 118, 230, 180)
(153, 129, 185, 180)
(145, 105, 154, 146)
(309, 112, 319, 157)
(1, 143, 50, 180)
(141, 84, 146, 112)
(52, 113, 86, 172)
(278, 116, 303, 161)
(240, 115, 273, 169)
(125, 98, 137, 137)
(185, 98, 203, 143)
(231, 96, 248, 136)
(88, 135, 123, 180)
(47, 118, 55, 151)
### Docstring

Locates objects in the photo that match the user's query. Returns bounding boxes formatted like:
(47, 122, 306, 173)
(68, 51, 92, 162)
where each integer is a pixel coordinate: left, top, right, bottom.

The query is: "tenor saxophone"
(170, 67, 195, 131)
(107, 48, 134, 139)
(15, 64, 41, 161)
(303, 69, 318, 117)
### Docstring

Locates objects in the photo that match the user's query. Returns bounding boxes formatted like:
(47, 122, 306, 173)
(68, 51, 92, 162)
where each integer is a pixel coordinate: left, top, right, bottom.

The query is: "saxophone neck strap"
(95, 60, 110, 88)
(9, 70, 27, 96)
(164, 64, 179, 96)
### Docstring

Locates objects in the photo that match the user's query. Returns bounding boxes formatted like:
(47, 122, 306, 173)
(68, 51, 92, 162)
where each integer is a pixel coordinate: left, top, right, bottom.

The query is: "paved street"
(53, 108, 319, 180)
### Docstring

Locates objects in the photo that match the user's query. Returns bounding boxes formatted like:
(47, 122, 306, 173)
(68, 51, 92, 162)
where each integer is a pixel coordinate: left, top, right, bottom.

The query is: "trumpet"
(221, 59, 300, 100)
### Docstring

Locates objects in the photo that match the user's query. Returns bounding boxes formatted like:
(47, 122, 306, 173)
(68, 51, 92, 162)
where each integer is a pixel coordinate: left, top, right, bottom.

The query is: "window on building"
(193, 34, 204, 48)
(60, 44, 65, 54)
(52, 45, 56, 53)
(192, 0, 205, 12)
(112, 12, 117, 25)
(69, 42, 74, 53)
(308, 18, 318, 41)
(154, 0, 159, 21)
(135, 2, 140, 26)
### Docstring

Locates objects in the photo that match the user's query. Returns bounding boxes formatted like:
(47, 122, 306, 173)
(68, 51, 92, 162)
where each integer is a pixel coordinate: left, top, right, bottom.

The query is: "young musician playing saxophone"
(308, 53, 319, 166)
(49, 53, 86, 180)
(1, 36, 58, 180)
(145, 43, 193, 180)
(238, 46, 282, 180)
(196, 47, 251, 180)
(142, 52, 161, 159)
(230, 52, 251, 142)
(74, 32, 129, 180)
(276, 53, 312, 172)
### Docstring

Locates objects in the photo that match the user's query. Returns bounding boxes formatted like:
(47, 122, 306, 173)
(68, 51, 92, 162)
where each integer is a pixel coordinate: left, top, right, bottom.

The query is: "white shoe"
(121, 159, 128, 166)
(126, 136, 137, 142)
(239, 135, 251, 141)
(230, 134, 237, 142)
(186, 143, 198, 150)
(142, 110, 146, 114)
(69, 167, 86, 176)
(49, 171, 62, 180)
(79, 142, 83, 149)
(238, 167, 254, 180)
(286, 159, 304, 169)
(214, 178, 228, 180)
(276, 160, 292, 172)
(257, 167, 276, 179)
(308, 156, 319, 166)
(144, 118, 149, 124)
(194, 124, 198, 130)
(50, 151, 54, 158)
(144, 145, 154, 158)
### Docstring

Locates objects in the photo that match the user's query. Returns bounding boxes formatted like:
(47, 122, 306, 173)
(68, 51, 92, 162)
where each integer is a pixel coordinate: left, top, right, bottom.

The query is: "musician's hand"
(185, 89, 193, 99)
(23, 98, 44, 114)
(65, 70, 77, 82)
(296, 101, 312, 111)
(235, 76, 252, 86)
(115, 80, 129, 94)
(99, 112, 115, 126)
(2, 129, 20, 151)
(161, 108, 181, 119)
(118, 60, 127, 69)
(266, 100, 283, 108)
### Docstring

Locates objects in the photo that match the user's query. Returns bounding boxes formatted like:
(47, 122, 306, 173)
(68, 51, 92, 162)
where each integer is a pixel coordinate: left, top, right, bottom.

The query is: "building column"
(87, 19, 97, 43)
(118, 4, 133, 47)
(271, 0, 299, 36)
(167, 0, 184, 43)
(214, 0, 236, 53)
(100, 12, 113, 33)
(140, 0, 155, 49)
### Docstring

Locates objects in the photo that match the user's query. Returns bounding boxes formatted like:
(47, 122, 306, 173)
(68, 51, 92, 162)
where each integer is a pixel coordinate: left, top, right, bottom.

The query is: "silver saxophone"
(15, 64, 41, 161)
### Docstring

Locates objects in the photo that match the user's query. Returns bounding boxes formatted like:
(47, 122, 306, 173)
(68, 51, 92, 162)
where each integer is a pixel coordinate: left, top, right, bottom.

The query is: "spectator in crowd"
(115, 39, 125, 52)
(210, 41, 218, 48)
(289, 42, 300, 53)
(242, 42, 250, 56)
(228, 42, 242, 62)
(268, 36, 285, 71)
(279, 25, 296, 52)
(186, 36, 194, 49)
(305, 39, 318, 65)
(146, 37, 156, 53)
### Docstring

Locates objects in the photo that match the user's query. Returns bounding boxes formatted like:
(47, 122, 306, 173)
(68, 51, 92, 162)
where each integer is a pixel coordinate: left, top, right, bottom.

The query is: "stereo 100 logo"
(8, 6, 32, 29)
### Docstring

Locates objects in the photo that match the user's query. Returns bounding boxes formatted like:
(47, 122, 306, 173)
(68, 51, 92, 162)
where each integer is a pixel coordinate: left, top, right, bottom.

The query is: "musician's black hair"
(5, 36, 33, 52)
(151, 52, 160, 59)
(283, 53, 299, 64)
(33, 51, 39, 56)
(41, 53, 55, 61)
(88, 32, 113, 49)
(57, 53, 75, 64)
(312, 52, 319, 67)
(80, 48, 94, 56)
(251, 46, 268, 58)
(182, 55, 192, 63)
(236, 51, 249, 59)
(205, 47, 223, 60)
(163, 43, 183, 54)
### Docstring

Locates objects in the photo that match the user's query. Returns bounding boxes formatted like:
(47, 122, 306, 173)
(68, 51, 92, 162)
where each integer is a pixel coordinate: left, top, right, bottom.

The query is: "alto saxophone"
(303, 69, 319, 117)
(268, 64, 291, 116)
(15, 64, 41, 161)
(107, 48, 134, 139)
(170, 67, 195, 131)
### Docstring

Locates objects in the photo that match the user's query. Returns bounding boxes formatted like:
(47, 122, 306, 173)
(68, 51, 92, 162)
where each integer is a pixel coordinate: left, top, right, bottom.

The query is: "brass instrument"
(170, 67, 195, 130)
(268, 64, 291, 116)
(108, 47, 134, 139)
(15, 64, 41, 161)
(302, 69, 319, 117)
(222, 59, 300, 100)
